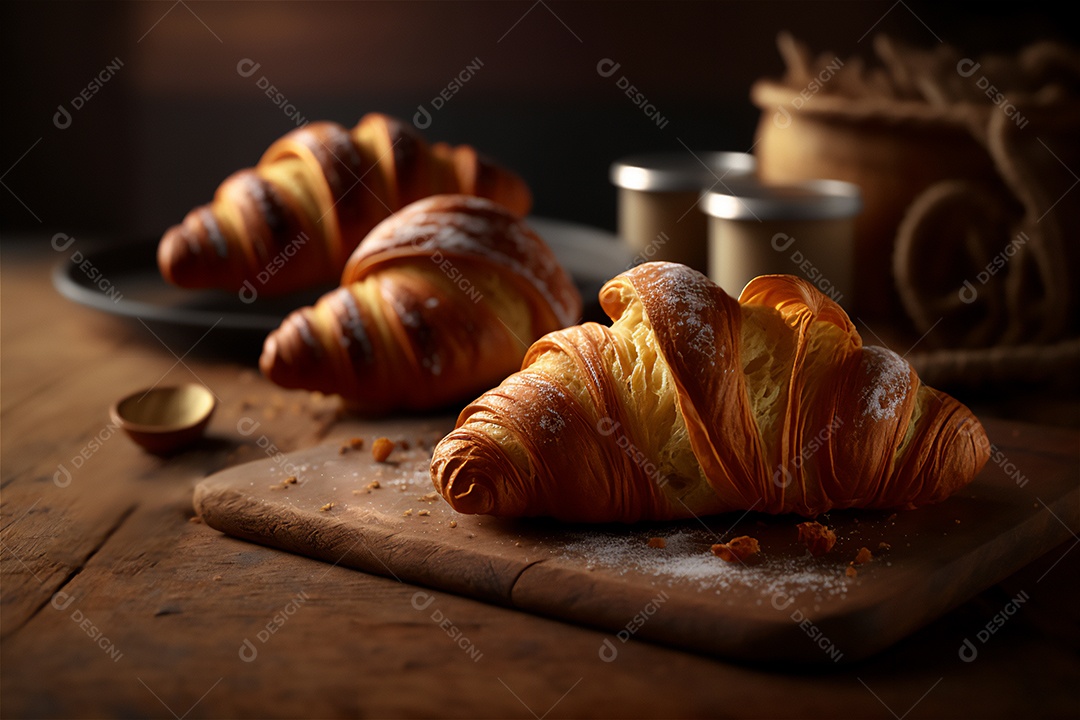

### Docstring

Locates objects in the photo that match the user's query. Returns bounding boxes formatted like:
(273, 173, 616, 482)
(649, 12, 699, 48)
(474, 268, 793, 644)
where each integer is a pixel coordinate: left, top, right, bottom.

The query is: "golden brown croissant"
(259, 194, 582, 415)
(158, 113, 531, 295)
(431, 262, 991, 522)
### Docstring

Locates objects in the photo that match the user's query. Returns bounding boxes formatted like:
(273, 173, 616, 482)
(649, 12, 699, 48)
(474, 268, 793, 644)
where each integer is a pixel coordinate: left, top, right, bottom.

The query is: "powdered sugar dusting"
(648, 264, 720, 359)
(557, 529, 850, 599)
(360, 202, 578, 327)
(859, 346, 911, 425)
(538, 407, 565, 434)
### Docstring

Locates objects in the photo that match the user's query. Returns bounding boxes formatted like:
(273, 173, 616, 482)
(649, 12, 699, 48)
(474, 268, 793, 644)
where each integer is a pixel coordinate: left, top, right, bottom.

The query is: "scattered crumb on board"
(557, 530, 851, 600)
(710, 535, 760, 563)
(371, 437, 395, 463)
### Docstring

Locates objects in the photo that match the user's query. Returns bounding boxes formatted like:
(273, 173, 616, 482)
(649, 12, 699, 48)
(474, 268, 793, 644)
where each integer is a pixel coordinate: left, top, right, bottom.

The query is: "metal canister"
(610, 152, 756, 274)
(700, 178, 862, 307)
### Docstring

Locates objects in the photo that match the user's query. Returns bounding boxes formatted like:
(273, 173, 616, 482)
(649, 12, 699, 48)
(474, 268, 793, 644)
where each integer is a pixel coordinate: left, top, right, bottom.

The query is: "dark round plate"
(52, 217, 634, 356)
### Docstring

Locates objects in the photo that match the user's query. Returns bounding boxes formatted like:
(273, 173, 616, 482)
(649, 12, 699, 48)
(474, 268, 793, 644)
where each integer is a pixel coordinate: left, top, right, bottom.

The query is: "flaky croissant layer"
(431, 262, 990, 522)
(158, 113, 531, 295)
(260, 195, 582, 415)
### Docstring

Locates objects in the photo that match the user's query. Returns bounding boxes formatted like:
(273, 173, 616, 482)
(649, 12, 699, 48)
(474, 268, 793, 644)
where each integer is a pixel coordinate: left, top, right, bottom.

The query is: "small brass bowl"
(111, 384, 216, 455)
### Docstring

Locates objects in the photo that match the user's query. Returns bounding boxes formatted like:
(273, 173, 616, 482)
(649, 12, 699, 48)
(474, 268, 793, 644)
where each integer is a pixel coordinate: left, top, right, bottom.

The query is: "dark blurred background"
(2, 0, 1076, 241)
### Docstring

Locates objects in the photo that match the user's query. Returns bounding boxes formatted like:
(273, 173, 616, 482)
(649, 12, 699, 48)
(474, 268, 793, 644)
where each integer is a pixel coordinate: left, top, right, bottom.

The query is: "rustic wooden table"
(2, 240, 1078, 718)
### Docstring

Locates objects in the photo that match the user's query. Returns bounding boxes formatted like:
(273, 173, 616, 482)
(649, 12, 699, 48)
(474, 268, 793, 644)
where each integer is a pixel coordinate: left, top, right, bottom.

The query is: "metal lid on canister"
(610, 152, 757, 192)
(700, 178, 862, 221)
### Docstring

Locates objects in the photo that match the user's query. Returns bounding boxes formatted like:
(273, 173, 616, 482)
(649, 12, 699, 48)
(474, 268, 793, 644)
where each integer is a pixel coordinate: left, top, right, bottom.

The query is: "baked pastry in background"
(157, 113, 531, 295)
(431, 262, 990, 522)
(260, 195, 582, 415)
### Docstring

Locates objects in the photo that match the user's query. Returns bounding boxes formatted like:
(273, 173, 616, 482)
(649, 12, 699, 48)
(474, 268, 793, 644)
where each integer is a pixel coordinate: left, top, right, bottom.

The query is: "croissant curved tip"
(158, 224, 204, 288)
(158, 214, 245, 291)
(445, 479, 495, 515)
(956, 413, 992, 482)
(258, 333, 281, 381)
(431, 435, 513, 516)
(259, 314, 325, 393)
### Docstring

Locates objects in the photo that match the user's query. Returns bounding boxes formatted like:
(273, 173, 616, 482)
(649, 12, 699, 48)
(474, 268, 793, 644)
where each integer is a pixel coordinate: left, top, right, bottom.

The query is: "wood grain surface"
(3, 241, 1079, 718)
(193, 416, 1079, 664)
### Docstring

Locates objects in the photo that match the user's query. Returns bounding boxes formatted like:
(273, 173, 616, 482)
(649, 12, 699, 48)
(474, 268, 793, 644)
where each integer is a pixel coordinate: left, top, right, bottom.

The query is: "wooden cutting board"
(193, 415, 1078, 664)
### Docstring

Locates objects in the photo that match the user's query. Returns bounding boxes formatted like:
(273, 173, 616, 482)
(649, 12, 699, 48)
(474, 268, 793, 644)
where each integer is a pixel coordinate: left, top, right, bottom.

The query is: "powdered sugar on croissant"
(431, 262, 990, 522)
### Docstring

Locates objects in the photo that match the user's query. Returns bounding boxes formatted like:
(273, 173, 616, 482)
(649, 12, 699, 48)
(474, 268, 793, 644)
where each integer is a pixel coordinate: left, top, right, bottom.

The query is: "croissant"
(431, 262, 991, 522)
(259, 194, 582, 415)
(158, 113, 531, 295)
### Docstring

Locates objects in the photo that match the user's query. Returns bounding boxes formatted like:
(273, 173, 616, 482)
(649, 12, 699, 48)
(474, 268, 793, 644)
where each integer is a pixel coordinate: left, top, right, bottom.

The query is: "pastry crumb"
(877, 542, 891, 552)
(372, 437, 395, 462)
(213, 574, 222, 581)
(796, 522, 837, 557)
(854, 547, 873, 564)
(647, 537, 666, 549)
(417, 491, 439, 502)
(366, 480, 381, 490)
(270, 476, 299, 490)
(188, 516, 202, 524)
(319, 502, 335, 512)
(339, 437, 365, 454)
(846, 565, 858, 578)
(418, 509, 430, 517)
(403, 509, 413, 517)
(711, 535, 760, 562)
(449, 520, 457, 528)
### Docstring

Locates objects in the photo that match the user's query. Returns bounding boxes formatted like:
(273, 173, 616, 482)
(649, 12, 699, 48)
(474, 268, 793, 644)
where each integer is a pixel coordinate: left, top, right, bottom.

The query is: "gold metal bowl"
(110, 384, 216, 455)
